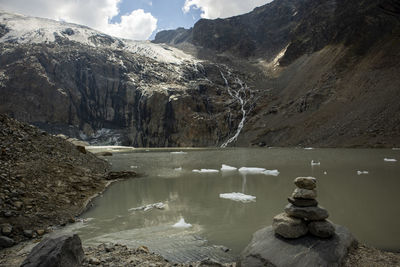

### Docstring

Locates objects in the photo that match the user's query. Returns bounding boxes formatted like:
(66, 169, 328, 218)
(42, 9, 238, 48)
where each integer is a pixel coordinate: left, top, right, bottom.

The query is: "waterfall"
(220, 71, 249, 148)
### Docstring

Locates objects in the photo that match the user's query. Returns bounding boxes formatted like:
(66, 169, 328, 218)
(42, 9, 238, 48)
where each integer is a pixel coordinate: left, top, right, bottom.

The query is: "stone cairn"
(272, 177, 335, 239)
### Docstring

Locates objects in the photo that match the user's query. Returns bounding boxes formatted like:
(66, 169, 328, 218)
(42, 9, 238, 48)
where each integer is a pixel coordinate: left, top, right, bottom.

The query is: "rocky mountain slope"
(154, 0, 400, 147)
(0, 11, 252, 147)
(1, 0, 400, 147)
(0, 114, 110, 246)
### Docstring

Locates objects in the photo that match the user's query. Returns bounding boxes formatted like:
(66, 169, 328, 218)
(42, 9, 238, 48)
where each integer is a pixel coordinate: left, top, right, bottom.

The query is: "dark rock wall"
(0, 41, 247, 147)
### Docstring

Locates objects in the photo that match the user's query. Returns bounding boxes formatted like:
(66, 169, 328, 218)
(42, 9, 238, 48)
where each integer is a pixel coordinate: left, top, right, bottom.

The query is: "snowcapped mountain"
(0, 10, 251, 147)
(0, 11, 194, 65)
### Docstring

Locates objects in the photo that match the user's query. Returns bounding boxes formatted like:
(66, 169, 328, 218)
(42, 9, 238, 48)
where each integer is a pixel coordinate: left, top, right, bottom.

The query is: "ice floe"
(170, 151, 187, 155)
(262, 169, 280, 176)
(323, 171, 328, 175)
(221, 164, 237, 171)
(219, 192, 256, 203)
(357, 171, 369, 175)
(192, 169, 219, 173)
(238, 167, 266, 174)
(304, 147, 314, 150)
(174, 167, 182, 171)
(384, 158, 397, 162)
(172, 218, 192, 228)
(311, 160, 321, 166)
(129, 202, 165, 212)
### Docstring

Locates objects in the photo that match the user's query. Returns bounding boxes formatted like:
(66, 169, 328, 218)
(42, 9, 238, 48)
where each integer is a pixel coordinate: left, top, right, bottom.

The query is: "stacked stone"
(272, 177, 335, 239)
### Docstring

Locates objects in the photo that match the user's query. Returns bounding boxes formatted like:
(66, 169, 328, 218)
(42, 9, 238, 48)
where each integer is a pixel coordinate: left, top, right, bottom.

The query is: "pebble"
(287, 197, 318, 207)
(284, 203, 329, 221)
(0, 235, 15, 248)
(291, 188, 317, 199)
(1, 224, 13, 236)
(23, 229, 34, 238)
(308, 220, 335, 238)
(272, 213, 308, 239)
(89, 257, 101, 265)
(294, 177, 317, 190)
(36, 229, 45, 236)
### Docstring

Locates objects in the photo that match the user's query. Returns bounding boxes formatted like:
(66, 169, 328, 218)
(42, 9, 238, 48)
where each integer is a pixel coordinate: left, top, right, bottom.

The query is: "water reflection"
(73, 148, 400, 257)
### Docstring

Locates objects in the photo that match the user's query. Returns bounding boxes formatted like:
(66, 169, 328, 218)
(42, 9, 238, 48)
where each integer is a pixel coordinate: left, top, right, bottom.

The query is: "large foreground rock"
(21, 233, 84, 267)
(240, 225, 357, 267)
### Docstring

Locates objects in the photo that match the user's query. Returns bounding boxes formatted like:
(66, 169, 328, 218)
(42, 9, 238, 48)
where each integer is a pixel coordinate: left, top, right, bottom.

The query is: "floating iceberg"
(262, 169, 280, 176)
(311, 160, 321, 166)
(221, 164, 237, 171)
(384, 158, 397, 162)
(238, 167, 266, 174)
(174, 167, 182, 171)
(129, 202, 166, 212)
(192, 169, 219, 173)
(172, 218, 192, 228)
(323, 171, 328, 175)
(130, 165, 138, 169)
(357, 171, 369, 175)
(304, 147, 314, 150)
(171, 151, 187, 155)
(219, 192, 256, 203)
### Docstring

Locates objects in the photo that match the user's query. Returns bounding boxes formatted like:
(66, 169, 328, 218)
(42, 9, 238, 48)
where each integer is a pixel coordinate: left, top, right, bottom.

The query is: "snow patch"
(219, 193, 256, 203)
(221, 164, 237, 171)
(172, 218, 192, 228)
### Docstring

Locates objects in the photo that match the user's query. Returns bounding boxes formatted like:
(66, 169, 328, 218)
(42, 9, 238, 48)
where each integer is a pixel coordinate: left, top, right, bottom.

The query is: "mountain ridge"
(1, 0, 400, 147)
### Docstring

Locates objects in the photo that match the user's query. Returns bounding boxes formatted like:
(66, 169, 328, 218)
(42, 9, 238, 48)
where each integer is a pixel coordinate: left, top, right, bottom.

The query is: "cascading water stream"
(220, 71, 249, 148)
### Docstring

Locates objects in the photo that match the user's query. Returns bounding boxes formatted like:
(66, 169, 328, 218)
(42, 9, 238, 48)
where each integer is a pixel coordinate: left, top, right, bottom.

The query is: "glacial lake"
(67, 148, 400, 263)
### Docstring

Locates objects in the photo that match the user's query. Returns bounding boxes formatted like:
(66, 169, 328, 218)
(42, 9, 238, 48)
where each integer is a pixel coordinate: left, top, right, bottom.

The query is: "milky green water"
(71, 148, 400, 262)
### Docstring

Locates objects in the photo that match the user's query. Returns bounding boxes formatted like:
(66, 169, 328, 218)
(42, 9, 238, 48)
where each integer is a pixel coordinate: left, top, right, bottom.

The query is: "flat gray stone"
(285, 204, 329, 220)
(21, 233, 84, 267)
(0, 236, 15, 248)
(272, 213, 308, 239)
(288, 197, 318, 207)
(294, 177, 317, 190)
(291, 188, 317, 199)
(240, 225, 357, 267)
(309, 220, 335, 238)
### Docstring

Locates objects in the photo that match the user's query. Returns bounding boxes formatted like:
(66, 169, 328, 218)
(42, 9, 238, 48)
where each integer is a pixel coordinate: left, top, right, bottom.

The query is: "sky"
(0, 0, 273, 40)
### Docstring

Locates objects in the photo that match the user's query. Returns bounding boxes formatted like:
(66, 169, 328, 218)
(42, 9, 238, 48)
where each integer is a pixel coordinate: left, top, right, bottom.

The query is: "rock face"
(154, 0, 400, 148)
(21, 233, 84, 267)
(0, 11, 252, 148)
(240, 225, 357, 267)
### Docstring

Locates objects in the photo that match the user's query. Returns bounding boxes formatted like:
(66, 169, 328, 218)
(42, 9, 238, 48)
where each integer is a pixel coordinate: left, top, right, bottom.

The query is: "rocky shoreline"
(0, 113, 399, 266)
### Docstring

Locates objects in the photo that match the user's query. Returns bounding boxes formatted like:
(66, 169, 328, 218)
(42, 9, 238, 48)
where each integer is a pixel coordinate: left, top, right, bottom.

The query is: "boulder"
(291, 188, 317, 199)
(21, 233, 84, 267)
(272, 213, 308, 239)
(240, 225, 357, 267)
(288, 197, 318, 207)
(308, 220, 335, 238)
(0, 235, 15, 248)
(285, 204, 329, 221)
(294, 177, 317, 190)
(1, 224, 12, 236)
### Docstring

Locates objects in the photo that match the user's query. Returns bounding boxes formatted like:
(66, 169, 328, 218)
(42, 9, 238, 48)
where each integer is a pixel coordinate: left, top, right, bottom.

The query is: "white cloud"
(0, 0, 157, 40)
(183, 0, 273, 19)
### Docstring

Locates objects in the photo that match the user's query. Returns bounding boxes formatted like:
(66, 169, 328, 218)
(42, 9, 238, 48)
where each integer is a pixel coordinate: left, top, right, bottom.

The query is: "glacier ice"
(219, 192, 256, 203)
(221, 164, 237, 171)
(172, 218, 192, 228)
